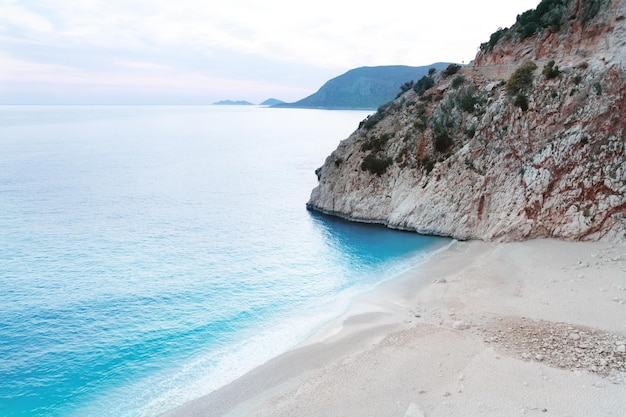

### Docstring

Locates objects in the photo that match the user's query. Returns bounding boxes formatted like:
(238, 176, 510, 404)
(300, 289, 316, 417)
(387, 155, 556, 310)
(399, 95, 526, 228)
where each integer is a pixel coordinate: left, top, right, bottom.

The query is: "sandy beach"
(163, 239, 626, 417)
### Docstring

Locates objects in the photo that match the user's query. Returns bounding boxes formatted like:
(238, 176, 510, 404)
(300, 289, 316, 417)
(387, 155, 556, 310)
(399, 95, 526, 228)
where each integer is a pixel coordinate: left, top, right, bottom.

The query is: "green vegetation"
(361, 154, 393, 176)
(514, 93, 530, 111)
(457, 90, 477, 113)
(413, 75, 435, 96)
(414, 118, 428, 131)
(434, 132, 453, 153)
(593, 82, 602, 95)
(419, 93, 434, 103)
(506, 62, 538, 95)
(397, 80, 415, 97)
(480, 0, 573, 52)
(420, 157, 435, 173)
(360, 114, 381, 130)
(361, 133, 391, 152)
(542, 60, 561, 79)
(431, 108, 455, 153)
(412, 103, 429, 131)
(480, 0, 606, 54)
(515, 0, 567, 39)
(481, 27, 508, 52)
(360, 102, 393, 129)
(359, 121, 396, 176)
(442, 64, 461, 78)
(451, 76, 465, 89)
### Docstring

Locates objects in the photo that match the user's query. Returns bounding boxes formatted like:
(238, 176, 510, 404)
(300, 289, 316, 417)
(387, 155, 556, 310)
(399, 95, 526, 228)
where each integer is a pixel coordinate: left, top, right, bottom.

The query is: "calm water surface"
(0, 105, 450, 416)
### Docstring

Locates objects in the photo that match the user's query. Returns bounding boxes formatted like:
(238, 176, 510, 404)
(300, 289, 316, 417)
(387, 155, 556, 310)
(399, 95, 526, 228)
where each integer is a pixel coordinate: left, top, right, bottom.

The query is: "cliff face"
(307, 0, 626, 241)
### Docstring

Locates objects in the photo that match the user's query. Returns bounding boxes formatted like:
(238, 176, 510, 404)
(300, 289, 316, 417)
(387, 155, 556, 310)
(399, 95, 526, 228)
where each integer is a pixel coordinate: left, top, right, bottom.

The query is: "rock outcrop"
(307, 0, 626, 242)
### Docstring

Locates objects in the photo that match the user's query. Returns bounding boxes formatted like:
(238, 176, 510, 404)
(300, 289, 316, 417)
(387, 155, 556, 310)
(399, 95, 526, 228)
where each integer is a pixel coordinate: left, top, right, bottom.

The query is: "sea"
(0, 105, 451, 417)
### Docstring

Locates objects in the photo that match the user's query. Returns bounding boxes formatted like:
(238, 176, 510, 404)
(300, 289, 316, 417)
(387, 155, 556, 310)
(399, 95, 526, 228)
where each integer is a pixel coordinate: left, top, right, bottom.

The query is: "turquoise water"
(0, 105, 450, 416)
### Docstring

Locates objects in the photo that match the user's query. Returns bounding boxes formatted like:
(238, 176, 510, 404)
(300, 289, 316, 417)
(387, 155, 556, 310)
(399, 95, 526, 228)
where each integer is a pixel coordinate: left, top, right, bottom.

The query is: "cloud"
(0, 0, 541, 103)
(0, 1, 54, 33)
(3, 0, 540, 65)
(0, 53, 79, 80)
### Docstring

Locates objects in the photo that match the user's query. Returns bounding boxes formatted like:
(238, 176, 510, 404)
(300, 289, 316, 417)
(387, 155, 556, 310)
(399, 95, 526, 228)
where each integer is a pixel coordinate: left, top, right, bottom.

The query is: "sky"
(0, 0, 540, 104)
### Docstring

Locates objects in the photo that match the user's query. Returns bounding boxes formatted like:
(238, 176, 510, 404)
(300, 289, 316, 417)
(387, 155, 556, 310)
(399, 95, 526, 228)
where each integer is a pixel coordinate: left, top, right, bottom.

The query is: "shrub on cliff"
(442, 64, 461, 78)
(420, 157, 435, 173)
(480, 27, 509, 52)
(434, 131, 453, 153)
(359, 102, 393, 129)
(457, 90, 477, 113)
(397, 80, 415, 98)
(361, 154, 392, 176)
(514, 93, 530, 111)
(361, 133, 391, 152)
(542, 60, 561, 79)
(516, 0, 567, 39)
(451, 76, 465, 89)
(413, 75, 435, 96)
(480, 0, 569, 51)
(506, 62, 538, 95)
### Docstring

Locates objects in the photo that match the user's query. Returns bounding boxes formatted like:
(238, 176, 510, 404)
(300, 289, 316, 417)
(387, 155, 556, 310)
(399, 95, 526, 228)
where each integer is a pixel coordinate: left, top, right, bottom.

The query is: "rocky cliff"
(307, 0, 626, 242)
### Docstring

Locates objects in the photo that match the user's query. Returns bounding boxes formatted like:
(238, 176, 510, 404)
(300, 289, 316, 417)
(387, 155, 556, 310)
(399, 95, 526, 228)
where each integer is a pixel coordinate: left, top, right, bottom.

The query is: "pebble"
(480, 318, 626, 375)
(404, 402, 426, 417)
(453, 320, 470, 330)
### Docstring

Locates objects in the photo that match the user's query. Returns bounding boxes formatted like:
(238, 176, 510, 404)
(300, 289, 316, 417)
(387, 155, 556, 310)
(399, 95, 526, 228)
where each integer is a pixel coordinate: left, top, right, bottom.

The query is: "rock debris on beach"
(479, 316, 626, 381)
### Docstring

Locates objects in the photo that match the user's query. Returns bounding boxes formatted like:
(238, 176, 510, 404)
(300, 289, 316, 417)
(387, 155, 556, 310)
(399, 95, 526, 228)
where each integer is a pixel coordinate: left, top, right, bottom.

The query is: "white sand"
(163, 239, 626, 417)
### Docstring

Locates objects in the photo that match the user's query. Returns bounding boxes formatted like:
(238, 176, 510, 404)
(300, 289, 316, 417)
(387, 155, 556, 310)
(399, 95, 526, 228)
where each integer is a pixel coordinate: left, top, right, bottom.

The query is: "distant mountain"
(260, 98, 285, 106)
(274, 64, 453, 110)
(213, 100, 253, 105)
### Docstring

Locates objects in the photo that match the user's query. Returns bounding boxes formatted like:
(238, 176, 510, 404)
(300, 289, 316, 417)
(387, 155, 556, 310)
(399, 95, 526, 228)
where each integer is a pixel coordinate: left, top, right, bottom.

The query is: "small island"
(213, 100, 254, 106)
(260, 98, 285, 106)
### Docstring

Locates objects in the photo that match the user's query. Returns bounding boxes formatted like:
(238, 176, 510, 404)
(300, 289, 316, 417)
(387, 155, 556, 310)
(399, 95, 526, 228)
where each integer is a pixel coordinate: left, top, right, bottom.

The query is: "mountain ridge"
(274, 64, 452, 110)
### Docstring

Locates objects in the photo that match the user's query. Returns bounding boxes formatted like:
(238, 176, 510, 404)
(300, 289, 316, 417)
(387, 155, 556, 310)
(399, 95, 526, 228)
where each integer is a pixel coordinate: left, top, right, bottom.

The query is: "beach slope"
(163, 239, 626, 417)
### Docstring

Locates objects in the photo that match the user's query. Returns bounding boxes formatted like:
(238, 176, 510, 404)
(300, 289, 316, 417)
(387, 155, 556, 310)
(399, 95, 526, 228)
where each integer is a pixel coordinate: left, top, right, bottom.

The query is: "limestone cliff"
(307, 0, 626, 241)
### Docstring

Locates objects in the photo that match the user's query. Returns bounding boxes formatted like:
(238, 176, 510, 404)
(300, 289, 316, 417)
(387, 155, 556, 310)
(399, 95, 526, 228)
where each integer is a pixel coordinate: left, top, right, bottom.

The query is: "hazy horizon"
(0, 0, 540, 105)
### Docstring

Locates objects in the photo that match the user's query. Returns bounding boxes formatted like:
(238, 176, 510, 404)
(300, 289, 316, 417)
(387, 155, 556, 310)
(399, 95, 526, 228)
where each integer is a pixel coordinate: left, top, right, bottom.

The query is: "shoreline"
(162, 239, 626, 417)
